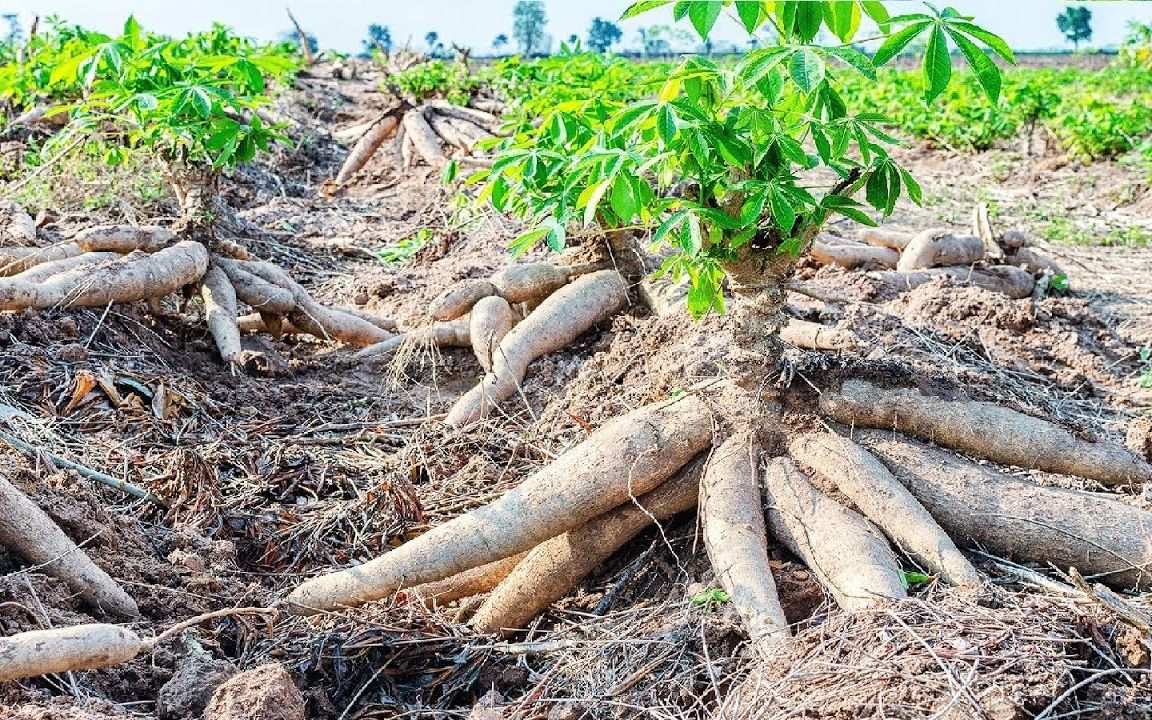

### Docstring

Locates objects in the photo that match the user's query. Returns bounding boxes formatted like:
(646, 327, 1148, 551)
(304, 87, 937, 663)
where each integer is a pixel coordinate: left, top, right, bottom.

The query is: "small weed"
(1139, 344, 1152, 388)
(377, 228, 433, 266)
(900, 571, 934, 589)
(690, 587, 731, 612)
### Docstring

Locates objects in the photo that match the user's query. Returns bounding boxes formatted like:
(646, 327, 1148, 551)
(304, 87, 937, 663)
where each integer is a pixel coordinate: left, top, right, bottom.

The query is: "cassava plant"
(290, 0, 1152, 658)
(0, 18, 397, 367)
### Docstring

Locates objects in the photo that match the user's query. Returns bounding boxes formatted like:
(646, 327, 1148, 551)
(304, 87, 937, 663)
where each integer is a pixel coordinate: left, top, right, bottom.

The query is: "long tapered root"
(445, 270, 628, 426)
(469, 296, 515, 372)
(404, 553, 527, 608)
(470, 455, 705, 636)
(239, 261, 392, 346)
(701, 435, 790, 654)
(0, 240, 209, 311)
(335, 115, 401, 184)
(0, 624, 144, 682)
(201, 264, 242, 364)
(810, 240, 898, 270)
(780, 319, 859, 351)
(73, 225, 176, 254)
(896, 229, 985, 271)
(0, 474, 139, 618)
(858, 432, 1152, 589)
(353, 317, 471, 363)
(763, 458, 907, 611)
(286, 395, 712, 614)
(872, 264, 1035, 299)
(0, 243, 84, 277)
(787, 432, 981, 588)
(821, 379, 1152, 486)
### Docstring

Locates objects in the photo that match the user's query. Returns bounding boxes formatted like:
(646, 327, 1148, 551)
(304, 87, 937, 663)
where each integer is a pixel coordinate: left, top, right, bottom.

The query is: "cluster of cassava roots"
(810, 203, 1064, 298)
(2, 129, 1149, 694)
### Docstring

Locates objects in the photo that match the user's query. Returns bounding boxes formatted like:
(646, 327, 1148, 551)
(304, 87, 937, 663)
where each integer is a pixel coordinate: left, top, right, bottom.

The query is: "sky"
(1, 1, 1150, 54)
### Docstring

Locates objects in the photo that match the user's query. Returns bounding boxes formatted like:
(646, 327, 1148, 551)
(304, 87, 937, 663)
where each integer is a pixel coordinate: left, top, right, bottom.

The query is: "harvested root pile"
(281, 372, 1152, 659)
(811, 205, 1065, 299)
(357, 259, 624, 426)
(329, 99, 501, 189)
(0, 204, 395, 368)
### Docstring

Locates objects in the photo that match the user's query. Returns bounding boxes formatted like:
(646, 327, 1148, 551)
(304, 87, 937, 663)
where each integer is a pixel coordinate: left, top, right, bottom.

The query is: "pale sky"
(1, 1, 1150, 54)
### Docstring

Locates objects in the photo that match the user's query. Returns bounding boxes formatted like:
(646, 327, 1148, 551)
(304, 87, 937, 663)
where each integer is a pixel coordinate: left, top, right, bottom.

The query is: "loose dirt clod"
(821, 379, 1152, 486)
(286, 395, 712, 614)
(201, 663, 305, 720)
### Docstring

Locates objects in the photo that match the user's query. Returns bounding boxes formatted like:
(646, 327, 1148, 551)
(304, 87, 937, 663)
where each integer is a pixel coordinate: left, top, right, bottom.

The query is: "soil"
(1, 61, 1151, 720)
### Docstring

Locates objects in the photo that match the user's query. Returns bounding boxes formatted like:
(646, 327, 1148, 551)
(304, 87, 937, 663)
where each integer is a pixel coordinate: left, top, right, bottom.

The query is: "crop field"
(1, 2, 1152, 719)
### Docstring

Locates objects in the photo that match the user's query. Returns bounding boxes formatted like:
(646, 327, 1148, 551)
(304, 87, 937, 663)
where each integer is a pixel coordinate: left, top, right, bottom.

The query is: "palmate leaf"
(735, 0, 764, 33)
(687, 1, 724, 40)
(621, 0, 672, 20)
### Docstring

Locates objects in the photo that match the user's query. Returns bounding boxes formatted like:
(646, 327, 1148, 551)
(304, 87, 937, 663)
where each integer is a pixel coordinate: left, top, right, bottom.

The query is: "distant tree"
(493, 33, 509, 52)
(278, 29, 318, 55)
(587, 17, 622, 53)
(2, 14, 21, 43)
(425, 31, 439, 52)
(362, 24, 392, 56)
(637, 25, 692, 58)
(568, 34, 578, 44)
(512, 0, 547, 56)
(1056, 6, 1092, 50)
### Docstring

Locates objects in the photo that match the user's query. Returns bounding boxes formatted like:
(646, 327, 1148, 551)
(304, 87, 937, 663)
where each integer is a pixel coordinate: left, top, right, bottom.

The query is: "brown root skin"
(471, 455, 705, 636)
(445, 270, 628, 427)
(216, 259, 296, 315)
(0, 243, 84, 277)
(972, 203, 1004, 260)
(335, 115, 400, 184)
(430, 279, 498, 321)
(0, 474, 139, 618)
(896, 230, 985, 271)
(0, 240, 209, 311)
(242, 261, 392, 346)
(701, 435, 789, 653)
(763, 458, 907, 611)
(488, 262, 574, 304)
(286, 395, 712, 614)
(353, 317, 471, 363)
(336, 306, 399, 333)
(859, 227, 914, 251)
(469, 296, 516, 372)
(821, 379, 1152, 487)
(0, 624, 144, 682)
(810, 241, 900, 270)
(858, 432, 1152, 589)
(872, 265, 1035, 299)
(780, 319, 859, 351)
(402, 108, 448, 168)
(201, 264, 242, 364)
(73, 225, 175, 254)
(8, 251, 118, 284)
(426, 100, 501, 129)
(1006, 246, 1064, 276)
(787, 432, 981, 588)
(0, 201, 37, 244)
(404, 553, 526, 608)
